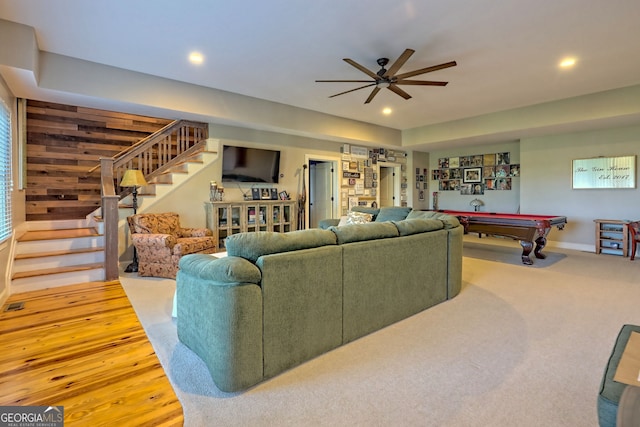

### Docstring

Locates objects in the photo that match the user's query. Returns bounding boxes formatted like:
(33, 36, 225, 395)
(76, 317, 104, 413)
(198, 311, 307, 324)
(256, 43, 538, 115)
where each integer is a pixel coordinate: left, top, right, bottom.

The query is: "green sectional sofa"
(176, 210, 463, 392)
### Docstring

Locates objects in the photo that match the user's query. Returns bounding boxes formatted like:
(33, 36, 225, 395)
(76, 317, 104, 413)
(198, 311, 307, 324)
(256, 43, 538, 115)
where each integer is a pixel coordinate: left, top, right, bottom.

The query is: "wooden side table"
(594, 219, 629, 257)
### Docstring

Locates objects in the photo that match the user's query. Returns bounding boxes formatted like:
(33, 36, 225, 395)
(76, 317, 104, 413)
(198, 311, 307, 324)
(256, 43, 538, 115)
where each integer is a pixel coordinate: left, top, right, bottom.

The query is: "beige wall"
(428, 141, 521, 213)
(426, 125, 640, 251)
(521, 124, 640, 250)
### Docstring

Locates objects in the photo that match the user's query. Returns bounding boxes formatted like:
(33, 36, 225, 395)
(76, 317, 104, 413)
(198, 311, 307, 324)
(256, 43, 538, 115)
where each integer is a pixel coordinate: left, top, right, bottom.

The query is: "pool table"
(438, 210, 567, 265)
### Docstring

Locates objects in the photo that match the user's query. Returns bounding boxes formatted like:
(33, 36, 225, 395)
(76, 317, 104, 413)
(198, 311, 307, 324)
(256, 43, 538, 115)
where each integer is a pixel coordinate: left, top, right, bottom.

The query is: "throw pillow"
(337, 216, 349, 227)
(346, 211, 373, 225)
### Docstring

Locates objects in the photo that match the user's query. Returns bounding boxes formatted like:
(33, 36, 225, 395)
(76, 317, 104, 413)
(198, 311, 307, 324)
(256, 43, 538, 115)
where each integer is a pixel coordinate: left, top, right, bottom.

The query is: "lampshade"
(120, 169, 148, 187)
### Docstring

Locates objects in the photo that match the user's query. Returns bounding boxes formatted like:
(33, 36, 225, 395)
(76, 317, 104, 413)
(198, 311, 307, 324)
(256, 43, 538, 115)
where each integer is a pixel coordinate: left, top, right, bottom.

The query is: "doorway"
(379, 165, 400, 207)
(307, 156, 339, 228)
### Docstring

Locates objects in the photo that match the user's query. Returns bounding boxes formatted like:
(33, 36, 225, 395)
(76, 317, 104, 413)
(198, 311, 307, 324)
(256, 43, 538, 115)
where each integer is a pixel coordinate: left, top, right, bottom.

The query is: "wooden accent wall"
(25, 100, 173, 221)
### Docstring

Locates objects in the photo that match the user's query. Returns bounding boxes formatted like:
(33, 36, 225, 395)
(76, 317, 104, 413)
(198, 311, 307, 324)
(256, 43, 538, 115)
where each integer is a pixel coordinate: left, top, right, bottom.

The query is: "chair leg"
(631, 242, 637, 261)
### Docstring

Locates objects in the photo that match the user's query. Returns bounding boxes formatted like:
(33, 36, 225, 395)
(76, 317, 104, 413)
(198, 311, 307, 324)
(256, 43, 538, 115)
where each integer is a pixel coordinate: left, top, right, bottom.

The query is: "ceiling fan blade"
(394, 60, 457, 80)
(384, 48, 415, 78)
(387, 84, 412, 100)
(329, 83, 376, 98)
(395, 80, 449, 86)
(316, 79, 375, 83)
(364, 87, 381, 104)
(343, 58, 380, 80)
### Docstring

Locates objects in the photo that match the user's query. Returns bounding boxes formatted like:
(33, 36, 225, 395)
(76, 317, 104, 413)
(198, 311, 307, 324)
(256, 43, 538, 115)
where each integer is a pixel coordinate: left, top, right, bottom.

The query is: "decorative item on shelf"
(470, 198, 484, 212)
(120, 169, 148, 273)
(209, 181, 224, 201)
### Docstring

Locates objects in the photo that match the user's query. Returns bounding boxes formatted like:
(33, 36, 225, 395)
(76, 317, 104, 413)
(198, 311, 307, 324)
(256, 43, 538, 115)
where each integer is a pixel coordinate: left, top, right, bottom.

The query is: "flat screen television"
(222, 145, 281, 183)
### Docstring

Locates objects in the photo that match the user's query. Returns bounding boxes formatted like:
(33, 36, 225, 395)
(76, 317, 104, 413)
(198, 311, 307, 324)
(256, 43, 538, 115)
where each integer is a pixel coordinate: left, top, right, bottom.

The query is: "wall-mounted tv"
(222, 145, 281, 183)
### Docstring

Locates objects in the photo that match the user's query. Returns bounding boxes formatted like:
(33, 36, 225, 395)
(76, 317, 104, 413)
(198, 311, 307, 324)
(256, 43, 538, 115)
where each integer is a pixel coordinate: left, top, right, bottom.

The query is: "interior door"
(379, 166, 396, 207)
(309, 161, 334, 228)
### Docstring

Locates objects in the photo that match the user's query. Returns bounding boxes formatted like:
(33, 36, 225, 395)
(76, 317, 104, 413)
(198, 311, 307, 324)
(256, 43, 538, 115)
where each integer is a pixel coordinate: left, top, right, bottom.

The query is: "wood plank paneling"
(0, 281, 183, 426)
(25, 100, 174, 221)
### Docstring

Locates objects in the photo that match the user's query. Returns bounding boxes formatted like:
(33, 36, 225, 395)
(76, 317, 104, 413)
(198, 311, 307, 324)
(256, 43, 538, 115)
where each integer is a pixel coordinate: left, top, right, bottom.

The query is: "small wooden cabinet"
(594, 219, 629, 257)
(206, 200, 297, 249)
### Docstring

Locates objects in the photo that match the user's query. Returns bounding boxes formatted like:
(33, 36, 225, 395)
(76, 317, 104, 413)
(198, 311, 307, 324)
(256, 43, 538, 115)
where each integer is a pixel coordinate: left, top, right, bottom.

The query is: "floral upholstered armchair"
(127, 212, 216, 278)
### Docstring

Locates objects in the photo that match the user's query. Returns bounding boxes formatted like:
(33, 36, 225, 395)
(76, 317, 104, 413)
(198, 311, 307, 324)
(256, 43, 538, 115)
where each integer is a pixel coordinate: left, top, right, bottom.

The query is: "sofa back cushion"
(374, 206, 412, 222)
(393, 218, 444, 236)
(329, 221, 399, 244)
(225, 229, 337, 263)
(128, 212, 181, 236)
(406, 210, 461, 229)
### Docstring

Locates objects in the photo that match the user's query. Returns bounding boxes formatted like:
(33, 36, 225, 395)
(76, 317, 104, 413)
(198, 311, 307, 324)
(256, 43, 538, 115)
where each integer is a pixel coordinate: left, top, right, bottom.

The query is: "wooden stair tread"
(12, 263, 104, 280)
(18, 228, 100, 242)
(14, 247, 104, 260)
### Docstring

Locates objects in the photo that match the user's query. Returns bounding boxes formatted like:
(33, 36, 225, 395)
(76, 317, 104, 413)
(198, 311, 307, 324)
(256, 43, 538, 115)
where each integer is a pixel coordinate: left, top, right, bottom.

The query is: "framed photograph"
(463, 167, 482, 183)
(261, 188, 271, 199)
(279, 191, 289, 200)
(342, 161, 350, 170)
(495, 178, 512, 190)
(460, 184, 473, 195)
(270, 188, 278, 200)
(251, 188, 261, 200)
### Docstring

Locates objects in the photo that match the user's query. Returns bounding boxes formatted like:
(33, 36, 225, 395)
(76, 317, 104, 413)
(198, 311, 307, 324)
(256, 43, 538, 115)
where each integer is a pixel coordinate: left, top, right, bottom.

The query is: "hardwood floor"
(0, 281, 183, 426)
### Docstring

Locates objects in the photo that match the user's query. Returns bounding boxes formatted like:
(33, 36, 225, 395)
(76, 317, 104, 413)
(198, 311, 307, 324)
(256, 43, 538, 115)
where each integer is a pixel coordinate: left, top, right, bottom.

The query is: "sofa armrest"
(180, 227, 213, 238)
(176, 254, 264, 392)
(131, 233, 177, 249)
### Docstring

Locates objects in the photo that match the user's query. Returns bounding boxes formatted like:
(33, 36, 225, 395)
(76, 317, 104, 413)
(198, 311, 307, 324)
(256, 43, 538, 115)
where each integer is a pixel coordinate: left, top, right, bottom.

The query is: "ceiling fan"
(316, 48, 456, 104)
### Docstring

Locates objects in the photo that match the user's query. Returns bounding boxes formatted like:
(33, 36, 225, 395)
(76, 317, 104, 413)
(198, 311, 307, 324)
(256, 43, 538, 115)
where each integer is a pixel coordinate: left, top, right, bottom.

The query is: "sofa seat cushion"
(393, 218, 444, 236)
(406, 210, 461, 229)
(173, 237, 216, 256)
(329, 221, 399, 244)
(225, 229, 337, 263)
(375, 206, 412, 222)
(179, 254, 262, 283)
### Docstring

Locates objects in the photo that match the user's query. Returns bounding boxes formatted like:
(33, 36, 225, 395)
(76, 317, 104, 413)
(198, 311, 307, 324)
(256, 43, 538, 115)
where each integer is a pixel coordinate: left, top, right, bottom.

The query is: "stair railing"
(100, 120, 208, 280)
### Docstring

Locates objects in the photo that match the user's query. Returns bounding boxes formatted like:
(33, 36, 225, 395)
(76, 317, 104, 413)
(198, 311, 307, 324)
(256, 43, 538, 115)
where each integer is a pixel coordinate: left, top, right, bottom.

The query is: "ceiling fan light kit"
(316, 48, 457, 104)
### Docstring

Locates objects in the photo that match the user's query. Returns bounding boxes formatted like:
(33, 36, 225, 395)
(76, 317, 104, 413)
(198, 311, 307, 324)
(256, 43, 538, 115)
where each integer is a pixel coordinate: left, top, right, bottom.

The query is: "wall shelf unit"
(206, 200, 297, 250)
(594, 219, 629, 257)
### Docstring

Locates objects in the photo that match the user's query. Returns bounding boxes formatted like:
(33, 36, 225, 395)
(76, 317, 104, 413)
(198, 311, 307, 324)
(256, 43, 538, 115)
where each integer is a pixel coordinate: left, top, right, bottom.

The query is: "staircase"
(11, 219, 105, 293)
(10, 141, 219, 293)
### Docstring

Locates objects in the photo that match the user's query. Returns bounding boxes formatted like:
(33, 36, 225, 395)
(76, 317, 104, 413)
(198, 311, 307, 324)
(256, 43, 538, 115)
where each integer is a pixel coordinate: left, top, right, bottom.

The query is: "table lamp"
(120, 169, 148, 272)
(470, 198, 483, 212)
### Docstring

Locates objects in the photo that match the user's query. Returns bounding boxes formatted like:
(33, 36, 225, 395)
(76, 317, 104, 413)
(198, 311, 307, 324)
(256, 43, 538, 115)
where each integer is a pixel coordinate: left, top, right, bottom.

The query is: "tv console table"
(205, 200, 297, 250)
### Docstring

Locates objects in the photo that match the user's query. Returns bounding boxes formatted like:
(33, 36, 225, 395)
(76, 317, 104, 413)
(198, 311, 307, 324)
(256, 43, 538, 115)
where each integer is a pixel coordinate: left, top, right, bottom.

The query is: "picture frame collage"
(415, 168, 428, 201)
(433, 152, 519, 195)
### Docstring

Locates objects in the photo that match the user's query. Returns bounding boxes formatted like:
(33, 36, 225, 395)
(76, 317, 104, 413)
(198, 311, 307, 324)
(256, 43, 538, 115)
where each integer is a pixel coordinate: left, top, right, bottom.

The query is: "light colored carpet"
(119, 235, 640, 426)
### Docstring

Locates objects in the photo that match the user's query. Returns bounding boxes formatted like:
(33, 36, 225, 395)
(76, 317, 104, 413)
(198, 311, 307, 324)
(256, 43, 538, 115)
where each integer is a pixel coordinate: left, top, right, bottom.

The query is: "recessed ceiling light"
(559, 57, 576, 68)
(382, 107, 392, 115)
(189, 52, 204, 65)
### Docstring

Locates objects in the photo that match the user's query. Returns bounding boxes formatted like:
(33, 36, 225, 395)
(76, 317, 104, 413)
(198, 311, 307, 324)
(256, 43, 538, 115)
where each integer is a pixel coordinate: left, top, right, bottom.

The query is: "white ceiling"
(1, 0, 640, 143)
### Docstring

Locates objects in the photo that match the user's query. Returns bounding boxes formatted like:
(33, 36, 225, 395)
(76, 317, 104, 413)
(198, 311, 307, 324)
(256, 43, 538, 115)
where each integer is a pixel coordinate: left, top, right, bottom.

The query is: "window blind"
(0, 99, 12, 243)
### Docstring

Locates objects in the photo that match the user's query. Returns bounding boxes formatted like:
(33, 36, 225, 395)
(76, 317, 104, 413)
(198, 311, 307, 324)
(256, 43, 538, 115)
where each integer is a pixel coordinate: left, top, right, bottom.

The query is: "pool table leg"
(520, 240, 534, 265)
(534, 236, 547, 259)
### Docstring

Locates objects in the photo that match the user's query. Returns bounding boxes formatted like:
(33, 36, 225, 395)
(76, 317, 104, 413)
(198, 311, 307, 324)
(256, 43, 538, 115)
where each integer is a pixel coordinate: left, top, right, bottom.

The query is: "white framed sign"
(572, 155, 636, 189)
